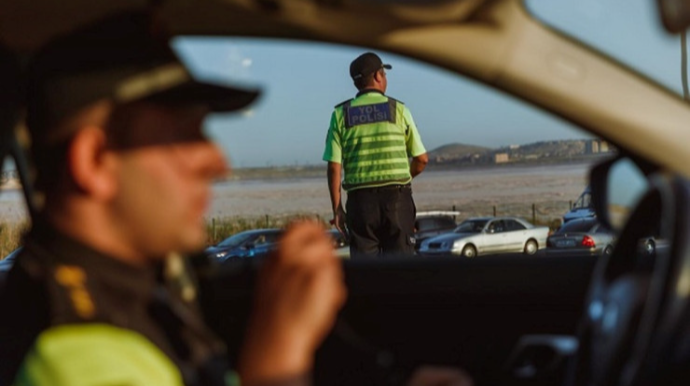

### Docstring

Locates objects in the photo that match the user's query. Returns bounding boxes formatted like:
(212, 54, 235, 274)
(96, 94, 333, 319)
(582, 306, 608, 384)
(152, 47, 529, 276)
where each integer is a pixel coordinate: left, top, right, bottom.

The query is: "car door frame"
(504, 218, 529, 252)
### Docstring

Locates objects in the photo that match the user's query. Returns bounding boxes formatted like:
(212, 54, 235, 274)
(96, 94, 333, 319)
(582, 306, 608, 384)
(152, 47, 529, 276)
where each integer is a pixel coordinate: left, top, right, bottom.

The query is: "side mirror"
(590, 156, 649, 232)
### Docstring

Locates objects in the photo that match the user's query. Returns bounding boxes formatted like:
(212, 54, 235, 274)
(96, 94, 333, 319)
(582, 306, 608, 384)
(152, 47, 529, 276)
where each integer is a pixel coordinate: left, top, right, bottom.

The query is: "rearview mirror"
(657, 0, 690, 33)
(590, 157, 649, 231)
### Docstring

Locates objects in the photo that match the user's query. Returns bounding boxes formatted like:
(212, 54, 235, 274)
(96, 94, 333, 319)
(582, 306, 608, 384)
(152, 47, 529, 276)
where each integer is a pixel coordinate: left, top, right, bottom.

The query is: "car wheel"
(221, 256, 239, 264)
(603, 245, 613, 257)
(523, 239, 538, 255)
(461, 245, 476, 258)
(642, 238, 656, 256)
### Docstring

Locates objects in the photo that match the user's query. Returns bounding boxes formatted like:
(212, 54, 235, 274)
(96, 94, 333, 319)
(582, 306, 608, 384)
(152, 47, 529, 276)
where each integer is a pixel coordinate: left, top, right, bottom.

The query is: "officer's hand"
(332, 206, 348, 239)
(239, 220, 347, 385)
(407, 366, 474, 386)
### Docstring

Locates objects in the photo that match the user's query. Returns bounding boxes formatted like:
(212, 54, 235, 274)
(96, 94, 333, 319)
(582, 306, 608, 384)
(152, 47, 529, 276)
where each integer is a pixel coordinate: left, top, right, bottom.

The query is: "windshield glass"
(455, 220, 488, 233)
(2, 34, 614, 257)
(557, 219, 597, 233)
(218, 232, 254, 248)
(525, 0, 683, 96)
(0, 247, 20, 267)
(573, 190, 592, 209)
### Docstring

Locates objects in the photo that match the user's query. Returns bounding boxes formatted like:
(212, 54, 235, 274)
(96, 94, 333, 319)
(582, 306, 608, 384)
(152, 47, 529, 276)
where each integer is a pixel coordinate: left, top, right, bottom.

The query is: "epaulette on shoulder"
(334, 99, 352, 108)
(388, 97, 404, 105)
(52, 264, 97, 321)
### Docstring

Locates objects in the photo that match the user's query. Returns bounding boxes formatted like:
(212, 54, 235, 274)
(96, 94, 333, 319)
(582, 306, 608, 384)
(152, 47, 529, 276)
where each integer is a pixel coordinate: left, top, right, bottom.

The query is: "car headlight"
(215, 251, 227, 259)
(452, 240, 465, 250)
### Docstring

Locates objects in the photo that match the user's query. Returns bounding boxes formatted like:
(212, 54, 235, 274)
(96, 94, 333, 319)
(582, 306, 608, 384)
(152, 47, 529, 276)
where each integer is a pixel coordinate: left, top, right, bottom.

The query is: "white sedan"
(418, 217, 549, 258)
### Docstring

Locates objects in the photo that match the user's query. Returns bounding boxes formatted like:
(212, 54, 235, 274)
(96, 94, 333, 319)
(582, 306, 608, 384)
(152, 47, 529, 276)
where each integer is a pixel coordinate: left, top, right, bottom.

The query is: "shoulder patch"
(54, 265, 95, 320)
(334, 99, 352, 108)
(344, 101, 397, 129)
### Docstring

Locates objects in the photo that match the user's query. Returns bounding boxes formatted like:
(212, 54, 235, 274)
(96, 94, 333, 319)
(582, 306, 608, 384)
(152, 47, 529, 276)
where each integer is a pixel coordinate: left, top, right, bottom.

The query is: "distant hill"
(427, 143, 490, 164)
(495, 140, 590, 159)
(426, 139, 612, 166)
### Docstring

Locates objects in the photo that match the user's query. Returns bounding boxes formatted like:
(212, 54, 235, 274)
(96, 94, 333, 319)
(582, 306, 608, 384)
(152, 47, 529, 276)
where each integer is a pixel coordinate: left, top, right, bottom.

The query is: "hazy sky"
(527, 0, 682, 92)
(172, 0, 682, 168)
(1, 0, 681, 173)
(174, 39, 591, 168)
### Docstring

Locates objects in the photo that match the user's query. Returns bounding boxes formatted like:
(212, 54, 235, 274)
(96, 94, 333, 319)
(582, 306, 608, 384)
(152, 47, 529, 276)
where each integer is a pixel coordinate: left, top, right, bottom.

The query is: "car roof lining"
(0, 0, 487, 52)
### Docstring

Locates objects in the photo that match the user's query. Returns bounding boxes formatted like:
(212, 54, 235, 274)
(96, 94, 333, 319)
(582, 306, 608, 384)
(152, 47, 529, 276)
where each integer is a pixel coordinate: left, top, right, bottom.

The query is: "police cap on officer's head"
(349, 52, 392, 80)
(26, 11, 261, 145)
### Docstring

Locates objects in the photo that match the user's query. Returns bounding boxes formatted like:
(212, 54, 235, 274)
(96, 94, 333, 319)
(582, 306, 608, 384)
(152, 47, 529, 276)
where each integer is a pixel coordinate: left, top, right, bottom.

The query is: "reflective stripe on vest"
(339, 98, 411, 190)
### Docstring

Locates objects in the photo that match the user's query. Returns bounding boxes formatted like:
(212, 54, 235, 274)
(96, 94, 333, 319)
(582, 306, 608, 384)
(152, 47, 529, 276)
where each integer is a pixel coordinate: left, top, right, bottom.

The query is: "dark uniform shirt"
(0, 222, 232, 386)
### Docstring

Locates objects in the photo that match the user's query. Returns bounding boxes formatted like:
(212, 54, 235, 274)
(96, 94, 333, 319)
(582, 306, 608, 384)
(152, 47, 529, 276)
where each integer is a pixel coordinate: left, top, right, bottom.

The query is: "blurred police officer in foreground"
(323, 52, 429, 258)
(0, 12, 471, 386)
(0, 12, 345, 386)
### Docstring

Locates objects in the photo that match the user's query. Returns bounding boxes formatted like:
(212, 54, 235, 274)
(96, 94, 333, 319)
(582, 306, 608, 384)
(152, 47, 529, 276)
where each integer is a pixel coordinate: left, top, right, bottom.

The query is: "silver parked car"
(419, 217, 549, 258)
(547, 217, 615, 257)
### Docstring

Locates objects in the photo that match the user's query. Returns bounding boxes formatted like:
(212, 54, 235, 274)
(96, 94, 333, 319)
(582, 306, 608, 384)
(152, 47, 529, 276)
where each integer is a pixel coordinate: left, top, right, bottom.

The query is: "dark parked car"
(327, 229, 348, 249)
(328, 229, 351, 258)
(0, 247, 21, 284)
(205, 229, 283, 262)
(547, 217, 615, 257)
(562, 185, 595, 223)
(414, 211, 460, 249)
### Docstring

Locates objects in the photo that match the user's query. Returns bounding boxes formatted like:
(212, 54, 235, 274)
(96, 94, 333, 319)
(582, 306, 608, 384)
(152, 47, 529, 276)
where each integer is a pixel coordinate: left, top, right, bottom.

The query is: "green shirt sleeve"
(322, 110, 342, 163)
(14, 324, 185, 386)
(402, 105, 426, 157)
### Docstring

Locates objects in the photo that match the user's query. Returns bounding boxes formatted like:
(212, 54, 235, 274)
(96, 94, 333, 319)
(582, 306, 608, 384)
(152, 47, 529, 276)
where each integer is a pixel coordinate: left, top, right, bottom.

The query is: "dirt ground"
(0, 162, 591, 226)
(206, 162, 591, 225)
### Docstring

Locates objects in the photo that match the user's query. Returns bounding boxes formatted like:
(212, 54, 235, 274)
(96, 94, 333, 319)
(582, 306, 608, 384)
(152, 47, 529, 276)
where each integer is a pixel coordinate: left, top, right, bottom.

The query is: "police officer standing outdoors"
(323, 52, 429, 258)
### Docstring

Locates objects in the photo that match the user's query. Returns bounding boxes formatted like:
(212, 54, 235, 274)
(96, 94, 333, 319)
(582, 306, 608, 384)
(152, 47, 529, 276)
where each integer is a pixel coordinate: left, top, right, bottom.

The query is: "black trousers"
(346, 184, 416, 258)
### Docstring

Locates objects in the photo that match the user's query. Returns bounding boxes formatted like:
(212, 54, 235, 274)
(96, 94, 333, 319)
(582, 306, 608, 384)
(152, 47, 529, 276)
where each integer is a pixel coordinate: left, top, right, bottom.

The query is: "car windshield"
(417, 217, 455, 232)
(573, 191, 592, 209)
(556, 219, 597, 234)
(217, 232, 254, 248)
(1, 1, 670, 259)
(525, 0, 683, 97)
(455, 220, 488, 233)
(416, 220, 437, 232)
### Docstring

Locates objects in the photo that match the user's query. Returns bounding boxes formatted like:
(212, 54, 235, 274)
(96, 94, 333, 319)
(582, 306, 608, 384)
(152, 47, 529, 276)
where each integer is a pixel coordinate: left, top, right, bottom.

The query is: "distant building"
(599, 141, 610, 152)
(1, 170, 17, 185)
(587, 140, 599, 154)
(509, 144, 520, 150)
(586, 139, 612, 154)
(494, 153, 509, 164)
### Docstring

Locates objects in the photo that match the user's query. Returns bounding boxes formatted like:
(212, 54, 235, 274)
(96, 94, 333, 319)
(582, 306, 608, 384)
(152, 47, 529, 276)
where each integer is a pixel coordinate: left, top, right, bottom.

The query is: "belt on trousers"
(350, 183, 411, 194)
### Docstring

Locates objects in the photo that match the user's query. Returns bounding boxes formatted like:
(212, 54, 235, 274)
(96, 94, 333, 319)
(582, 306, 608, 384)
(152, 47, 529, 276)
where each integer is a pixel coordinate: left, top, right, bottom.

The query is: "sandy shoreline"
(207, 162, 591, 224)
(0, 162, 592, 225)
